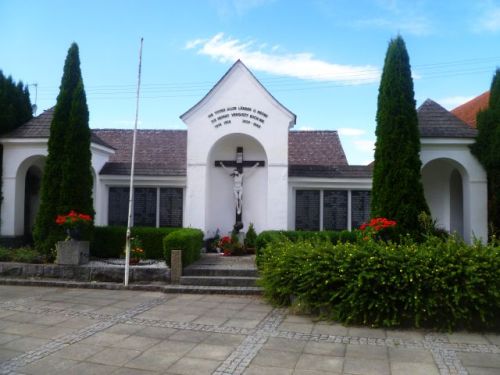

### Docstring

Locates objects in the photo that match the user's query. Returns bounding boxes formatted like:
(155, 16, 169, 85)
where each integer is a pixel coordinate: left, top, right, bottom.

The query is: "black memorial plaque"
(160, 188, 183, 227)
(295, 190, 320, 231)
(134, 188, 157, 227)
(323, 190, 348, 230)
(351, 190, 371, 229)
(108, 187, 129, 226)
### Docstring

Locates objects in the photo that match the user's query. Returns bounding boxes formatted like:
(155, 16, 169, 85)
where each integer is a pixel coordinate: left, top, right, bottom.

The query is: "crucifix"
(215, 146, 265, 233)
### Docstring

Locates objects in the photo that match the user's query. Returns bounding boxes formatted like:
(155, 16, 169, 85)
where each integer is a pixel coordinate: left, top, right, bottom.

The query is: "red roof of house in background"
(451, 91, 490, 127)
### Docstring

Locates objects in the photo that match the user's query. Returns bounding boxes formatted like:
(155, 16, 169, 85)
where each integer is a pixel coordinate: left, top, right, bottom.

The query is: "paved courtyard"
(0, 286, 498, 375)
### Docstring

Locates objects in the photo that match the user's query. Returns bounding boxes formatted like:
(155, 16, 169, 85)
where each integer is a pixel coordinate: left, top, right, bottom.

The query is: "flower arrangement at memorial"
(55, 210, 92, 240)
(218, 232, 245, 256)
(359, 217, 397, 241)
(128, 236, 146, 263)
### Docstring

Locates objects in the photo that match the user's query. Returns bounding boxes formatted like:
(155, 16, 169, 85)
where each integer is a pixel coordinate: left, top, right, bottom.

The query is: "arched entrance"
(421, 158, 467, 239)
(24, 165, 42, 240)
(206, 133, 268, 236)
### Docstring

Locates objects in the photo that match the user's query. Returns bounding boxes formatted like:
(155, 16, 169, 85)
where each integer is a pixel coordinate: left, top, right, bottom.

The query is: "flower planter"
(55, 240, 89, 265)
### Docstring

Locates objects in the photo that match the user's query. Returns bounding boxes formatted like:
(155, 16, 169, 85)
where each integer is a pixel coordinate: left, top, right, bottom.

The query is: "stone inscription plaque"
(207, 106, 268, 129)
(351, 190, 371, 229)
(295, 190, 320, 231)
(323, 190, 348, 230)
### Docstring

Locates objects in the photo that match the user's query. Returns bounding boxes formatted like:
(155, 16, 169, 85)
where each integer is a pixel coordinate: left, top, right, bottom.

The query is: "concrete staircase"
(164, 254, 262, 295)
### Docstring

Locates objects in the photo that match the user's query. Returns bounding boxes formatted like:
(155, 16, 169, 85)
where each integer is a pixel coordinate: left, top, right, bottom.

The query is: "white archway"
(205, 133, 268, 236)
(422, 158, 469, 241)
(13, 155, 46, 236)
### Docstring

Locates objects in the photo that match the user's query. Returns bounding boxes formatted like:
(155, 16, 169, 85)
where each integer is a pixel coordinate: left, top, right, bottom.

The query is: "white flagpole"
(125, 37, 144, 286)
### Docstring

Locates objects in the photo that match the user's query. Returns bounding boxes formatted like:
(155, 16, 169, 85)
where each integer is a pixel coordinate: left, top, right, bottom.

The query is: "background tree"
(471, 68, 500, 235)
(371, 36, 429, 236)
(34, 43, 94, 256)
(0, 71, 32, 224)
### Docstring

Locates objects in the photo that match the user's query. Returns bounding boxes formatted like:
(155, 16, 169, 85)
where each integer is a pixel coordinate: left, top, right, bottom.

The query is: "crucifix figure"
(215, 146, 265, 232)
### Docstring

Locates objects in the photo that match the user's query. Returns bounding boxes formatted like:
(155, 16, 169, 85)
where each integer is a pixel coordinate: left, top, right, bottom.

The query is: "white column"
(185, 164, 207, 231)
(466, 180, 488, 244)
(1, 176, 18, 236)
(266, 165, 288, 230)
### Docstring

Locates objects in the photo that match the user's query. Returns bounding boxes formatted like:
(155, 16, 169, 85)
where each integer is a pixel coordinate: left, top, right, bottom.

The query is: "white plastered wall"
(181, 61, 294, 236)
(420, 138, 487, 243)
(0, 138, 114, 236)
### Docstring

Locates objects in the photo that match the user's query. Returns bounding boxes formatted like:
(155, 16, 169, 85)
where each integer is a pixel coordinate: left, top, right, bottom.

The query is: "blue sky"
(1, 0, 499, 164)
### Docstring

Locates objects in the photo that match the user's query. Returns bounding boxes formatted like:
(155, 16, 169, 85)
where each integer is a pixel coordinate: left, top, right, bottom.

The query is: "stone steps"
(180, 275, 257, 287)
(164, 284, 262, 295)
(182, 267, 258, 277)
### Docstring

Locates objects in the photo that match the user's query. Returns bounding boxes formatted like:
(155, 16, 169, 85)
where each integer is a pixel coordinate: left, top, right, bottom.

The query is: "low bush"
(90, 226, 179, 259)
(258, 236, 500, 330)
(255, 230, 356, 267)
(0, 246, 43, 263)
(163, 228, 204, 267)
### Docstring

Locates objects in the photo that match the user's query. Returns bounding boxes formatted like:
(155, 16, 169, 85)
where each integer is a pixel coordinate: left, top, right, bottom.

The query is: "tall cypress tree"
(471, 69, 500, 234)
(34, 43, 94, 256)
(371, 36, 429, 236)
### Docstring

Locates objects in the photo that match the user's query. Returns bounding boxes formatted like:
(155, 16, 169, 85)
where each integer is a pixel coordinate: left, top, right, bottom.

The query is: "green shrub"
(0, 247, 12, 261)
(163, 228, 204, 267)
(255, 230, 357, 268)
(244, 223, 258, 249)
(0, 246, 43, 263)
(11, 247, 43, 263)
(91, 226, 179, 259)
(258, 236, 500, 330)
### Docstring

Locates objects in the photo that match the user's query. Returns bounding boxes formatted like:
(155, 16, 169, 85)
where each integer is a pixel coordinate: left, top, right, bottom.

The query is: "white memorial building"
(0, 61, 488, 243)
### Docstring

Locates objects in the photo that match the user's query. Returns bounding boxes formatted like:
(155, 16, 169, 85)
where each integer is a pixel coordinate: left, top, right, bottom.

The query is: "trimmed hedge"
(255, 230, 356, 267)
(163, 228, 204, 267)
(258, 236, 500, 330)
(90, 226, 179, 259)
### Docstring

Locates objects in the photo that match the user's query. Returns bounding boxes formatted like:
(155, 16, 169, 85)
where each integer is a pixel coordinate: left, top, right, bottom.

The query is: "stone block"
(171, 249, 182, 283)
(55, 241, 89, 265)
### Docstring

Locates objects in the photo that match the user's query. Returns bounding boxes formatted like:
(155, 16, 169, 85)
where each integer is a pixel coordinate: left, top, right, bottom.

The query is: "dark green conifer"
(34, 43, 94, 256)
(471, 69, 500, 234)
(371, 36, 429, 236)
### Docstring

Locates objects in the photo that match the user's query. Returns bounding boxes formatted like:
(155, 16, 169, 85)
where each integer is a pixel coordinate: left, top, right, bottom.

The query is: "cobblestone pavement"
(0, 286, 498, 375)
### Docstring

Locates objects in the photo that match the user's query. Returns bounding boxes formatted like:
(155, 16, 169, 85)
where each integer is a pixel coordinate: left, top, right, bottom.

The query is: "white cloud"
(437, 96, 474, 110)
(297, 125, 315, 131)
(338, 127, 366, 137)
(185, 33, 380, 84)
(355, 16, 432, 36)
(354, 140, 375, 152)
(474, 6, 500, 32)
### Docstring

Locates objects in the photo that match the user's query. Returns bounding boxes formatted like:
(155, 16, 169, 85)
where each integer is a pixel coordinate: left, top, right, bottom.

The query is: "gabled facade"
(0, 61, 488, 243)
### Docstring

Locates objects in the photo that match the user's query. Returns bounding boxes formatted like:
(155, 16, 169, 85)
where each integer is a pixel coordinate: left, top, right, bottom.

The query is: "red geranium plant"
(55, 210, 92, 240)
(359, 217, 397, 241)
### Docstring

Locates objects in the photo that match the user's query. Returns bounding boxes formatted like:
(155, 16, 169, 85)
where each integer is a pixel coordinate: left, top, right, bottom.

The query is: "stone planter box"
(55, 241, 89, 265)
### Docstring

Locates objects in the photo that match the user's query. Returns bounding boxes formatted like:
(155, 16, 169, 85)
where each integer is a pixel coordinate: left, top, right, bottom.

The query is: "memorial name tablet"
(295, 190, 320, 231)
(160, 188, 183, 227)
(351, 191, 371, 229)
(323, 190, 348, 230)
(108, 187, 129, 226)
(134, 188, 157, 227)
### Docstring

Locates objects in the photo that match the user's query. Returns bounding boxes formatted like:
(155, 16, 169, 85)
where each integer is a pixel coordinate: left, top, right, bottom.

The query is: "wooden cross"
(215, 146, 265, 232)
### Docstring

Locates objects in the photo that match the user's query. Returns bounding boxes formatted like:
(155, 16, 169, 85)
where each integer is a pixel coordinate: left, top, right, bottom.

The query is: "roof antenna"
(124, 37, 144, 287)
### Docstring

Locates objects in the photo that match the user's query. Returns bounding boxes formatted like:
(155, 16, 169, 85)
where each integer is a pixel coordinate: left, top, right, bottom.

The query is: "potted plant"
(127, 236, 146, 265)
(54, 210, 92, 265)
(244, 223, 257, 254)
(55, 210, 92, 240)
(218, 236, 233, 256)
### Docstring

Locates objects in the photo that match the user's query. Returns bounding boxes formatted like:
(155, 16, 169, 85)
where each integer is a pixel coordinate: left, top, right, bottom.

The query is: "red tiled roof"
(289, 131, 348, 166)
(451, 91, 490, 128)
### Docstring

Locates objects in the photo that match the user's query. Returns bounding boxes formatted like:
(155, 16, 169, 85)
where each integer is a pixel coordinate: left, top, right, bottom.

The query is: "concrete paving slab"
(0, 285, 498, 375)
